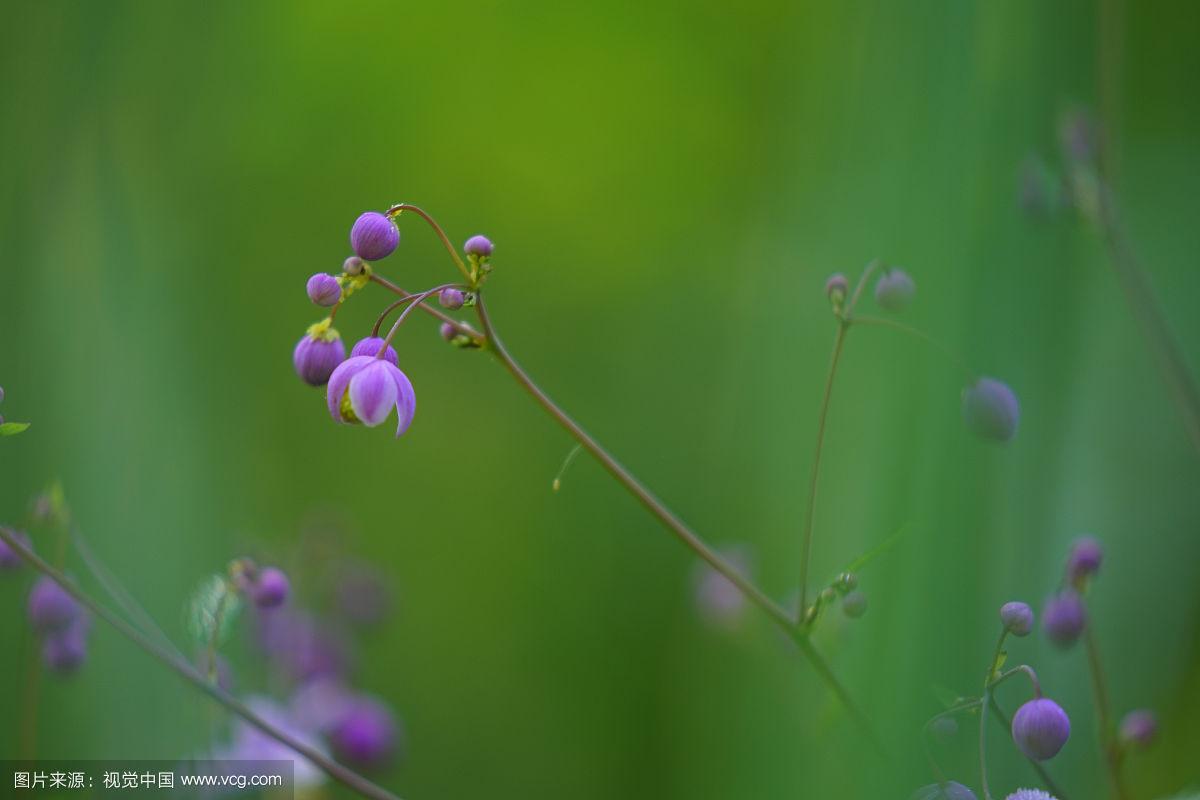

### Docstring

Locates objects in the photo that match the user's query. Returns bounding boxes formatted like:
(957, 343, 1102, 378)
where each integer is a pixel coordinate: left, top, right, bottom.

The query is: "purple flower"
(253, 567, 290, 609)
(349, 337, 398, 367)
(1005, 791, 1058, 800)
(331, 695, 400, 768)
(1066, 537, 1102, 584)
(912, 782, 977, 800)
(42, 616, 90, 674)
(693, 546, 753, 628)
(215, 696, 327, 788)
(1011, 697, 1070, 761)
(842, 590, 868, 618)
(28, 576, 81, 632)
(326, 356, 416, 436)
(1000, 601, 1034, 637)
(439, 288, 465, 310)
(874, 268, 915, 312)
(294, 331, 346, 387)
(306, 273, 342, 307)
(962, 377, 1020, 442)
(350, 212, 400, 261)
(256, 609, 350, 683)
(463, 234, 493, 257)
(1118, 709, 1157, 748)
(0, 529, 32, 570)
(1042, 590, 1087, 648)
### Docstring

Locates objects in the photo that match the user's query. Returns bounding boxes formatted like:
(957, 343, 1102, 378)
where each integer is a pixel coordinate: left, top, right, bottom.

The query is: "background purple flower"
(1000, 601, 1034, 636)
(330, 694, 400, 768)
(874, 268, 915, 311)
(962, 377, 1020, 442)
(306, 273, 342, 307)
(1066, 537, 1103, 583)
(1119, 709, 1157, 748)
(0, 528, 32, 570)
(1042, 590, 1087, 648)
(42, 615, 90, 674)
(252, 567, 290, 608)
(693, 545, 753, 628)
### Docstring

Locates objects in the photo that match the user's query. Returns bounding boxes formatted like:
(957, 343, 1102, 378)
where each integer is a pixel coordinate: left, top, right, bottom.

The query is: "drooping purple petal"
(349, 361, 398, 426)
(390, 366, 417, 437)
(326, 356, 373, 422)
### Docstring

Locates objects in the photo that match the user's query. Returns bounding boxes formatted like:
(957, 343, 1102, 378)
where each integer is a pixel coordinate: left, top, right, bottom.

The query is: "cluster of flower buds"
(27, 575, 90, 674)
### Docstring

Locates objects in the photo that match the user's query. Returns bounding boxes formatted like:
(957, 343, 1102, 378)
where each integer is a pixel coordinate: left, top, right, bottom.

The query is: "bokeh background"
(2, 1, 1199, 798)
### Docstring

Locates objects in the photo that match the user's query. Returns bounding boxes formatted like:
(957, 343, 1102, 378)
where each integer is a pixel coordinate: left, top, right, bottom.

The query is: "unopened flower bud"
(825, 273, 848, 306)
(440, 322, 458, 342)
(1118, 709, 1157, 749)
(251, 567, 290, 609)
(306, 273, 342, 307)
(842, 590, 867, 619)
(350, 212, 400, 261)
(1043, 590, 1087, 648)
(835, 572, 858, 593)
(331, 695, 400, 767)
(28, 576, 81, 632)
(439, 288, 465, 310)
(1000, 601, 1034, 637)
(463, 235, 494, 257)
(294, 332, 346, 387)
(874, 269, 915, 312)
(42, 617, 89, 674)
(1066, 537, 1102, 584)
(1012, 697, 1070, 761)
(962, 377, 1020, 442)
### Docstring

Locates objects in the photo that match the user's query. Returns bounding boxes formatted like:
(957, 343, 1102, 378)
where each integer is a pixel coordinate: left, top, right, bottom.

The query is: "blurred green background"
(2, 1, 1199, 798)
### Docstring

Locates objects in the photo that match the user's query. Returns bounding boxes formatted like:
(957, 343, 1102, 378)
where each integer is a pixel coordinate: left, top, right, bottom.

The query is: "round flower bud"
(350, 337, 399, 367)
(331, 696, 400, 767)
(42, 617, 89, 674)
(835, 571, 859, 593)
(874, 269, 916, 312)
(1000, 601, 1034, 637)
(825, 273, 848, 304)
(350, 212, 400, 261)
(962, 377, 1020, 442)
(28, 576, 81, 632)
(439, 288, 465, 310)
(253, 567, 290, 609)
(912, 781, 977, 800)
(439, 322, 458, 342)
(1005, 790, 1058, 800)
(1012, 697, 1070, 761)
(293, 333, 346, 387)
(343, 256, 366, 276)
(463, 234, 493, 257)
(1066, 537, 1102, 583)
(842, 590, 867, 619)
(1118, 709, 1157, 749)
(306, 273, 342, 307)
(1042, 590, 1087, 648)
(0, 529, 32, 571)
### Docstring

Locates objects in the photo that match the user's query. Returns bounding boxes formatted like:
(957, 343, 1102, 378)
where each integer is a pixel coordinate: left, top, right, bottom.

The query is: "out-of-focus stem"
(0, 526, 403, 800)
(1084, 625, 1129, 800)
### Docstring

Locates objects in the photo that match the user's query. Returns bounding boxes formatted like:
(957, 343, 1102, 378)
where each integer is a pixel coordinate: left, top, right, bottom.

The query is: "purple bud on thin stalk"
(42, 616, 90, 674)
(874, 268, 916, 312)
(842, 590, 868, 619)
(253, 567, 290, 609)
(1119, 709, 1157, 749)
(306, 273, 342, 307)
(911, 782, 977, 800)
(0, 529, 32, 571)
(28, 576, 81, 632)
(331, 695, 400, 768)
(439, 288, 465, 310)
(962, 377, 1020, 442)
(343, 256, 366, 276)
(350, 337, 399, 367)
(1042, 590, 1087, 648)
(1011, 697, 1070, 761)
(463, 235, 494, 257)
(350, 212, 400, 262)
(1066, 537, 1102, 584)
(1000, 601, 1034, 637)
(294, 334, 346, 387)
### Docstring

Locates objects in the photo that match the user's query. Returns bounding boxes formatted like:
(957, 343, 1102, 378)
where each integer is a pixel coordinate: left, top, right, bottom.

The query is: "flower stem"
(471, 293, 885, 751)
(850, 315, 974, 381)
(1084, 625, 1129, 800)
(384, 204, 473, 283)
(368, 273, 484, 343)
(0, 526, 403, 800)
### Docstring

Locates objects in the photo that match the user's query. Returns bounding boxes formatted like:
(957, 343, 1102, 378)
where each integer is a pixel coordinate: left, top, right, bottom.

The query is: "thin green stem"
(851, 315, 974, 381)
(798, 321, 848, 616)
(979, 628, 1009, 800)
(0, 526, 402, 800)
(1084, 625, 1129, 800)
(385, 204, 473, 283)
(471, 293, 883, 749)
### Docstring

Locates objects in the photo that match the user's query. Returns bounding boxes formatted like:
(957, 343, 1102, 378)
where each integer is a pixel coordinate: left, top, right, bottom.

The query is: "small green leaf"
(0, 422, 30, 436)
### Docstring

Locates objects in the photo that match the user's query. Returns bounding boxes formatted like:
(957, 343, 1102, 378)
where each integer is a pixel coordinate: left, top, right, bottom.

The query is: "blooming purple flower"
(253, 567, 290, 609)
(331, 695, 400, 768)
(1000, 601, 1034, 637)
(912, 782, 977, 800)
(215, 696, 327, 788)
(842, 590, 868, 618)
(1011, 697, 1070, 761)
(1005, 790, 1057, 800)
(326, 356, 416, 436)
(1066, 537, 1102, 584)
(28, 576, 81, 632)
(874, 268, 915, 312)
(349, 337, 398, 367)
(439, 288, 465, 310)
(294, 331, 346, 387)
(0, 528, 32, 570)
(42, 615, 89, 674)
(1042, 590, 1087, 648)
(962, 377, 1020, 442)
(1118, 709, 1157, 748)
(306, 273, 342, 307)
(463, 234, 493, 257)
(349, 212, 400, 262)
